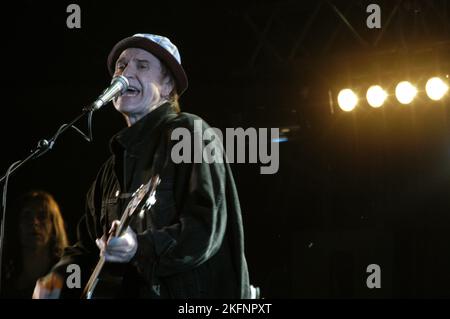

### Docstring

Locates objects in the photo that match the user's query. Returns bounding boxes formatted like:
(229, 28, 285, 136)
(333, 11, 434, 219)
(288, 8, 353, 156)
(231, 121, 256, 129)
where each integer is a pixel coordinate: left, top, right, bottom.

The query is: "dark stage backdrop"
(2, 0, 450, 298)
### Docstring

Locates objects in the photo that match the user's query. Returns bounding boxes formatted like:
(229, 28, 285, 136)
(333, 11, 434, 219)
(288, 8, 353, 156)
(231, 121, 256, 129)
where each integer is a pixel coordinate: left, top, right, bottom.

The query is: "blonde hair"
(19, 191, 69, 257)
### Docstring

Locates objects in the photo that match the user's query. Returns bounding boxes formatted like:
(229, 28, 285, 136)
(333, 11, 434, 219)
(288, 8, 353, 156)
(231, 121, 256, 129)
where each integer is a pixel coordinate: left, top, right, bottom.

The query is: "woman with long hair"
(2, 191, 69, 298)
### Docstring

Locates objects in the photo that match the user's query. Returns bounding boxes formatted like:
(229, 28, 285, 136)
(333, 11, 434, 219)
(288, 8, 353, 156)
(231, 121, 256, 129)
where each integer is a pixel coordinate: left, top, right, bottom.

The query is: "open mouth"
(124, 86, 141, 96)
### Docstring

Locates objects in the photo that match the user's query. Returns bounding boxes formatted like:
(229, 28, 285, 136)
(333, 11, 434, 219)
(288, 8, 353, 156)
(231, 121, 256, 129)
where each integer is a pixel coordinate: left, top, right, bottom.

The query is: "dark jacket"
(53, 103, 251, 298)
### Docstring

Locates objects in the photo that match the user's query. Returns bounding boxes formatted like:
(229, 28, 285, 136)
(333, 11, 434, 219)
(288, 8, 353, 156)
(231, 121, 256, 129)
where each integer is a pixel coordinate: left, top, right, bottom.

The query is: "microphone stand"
(0, 104, 97, 295)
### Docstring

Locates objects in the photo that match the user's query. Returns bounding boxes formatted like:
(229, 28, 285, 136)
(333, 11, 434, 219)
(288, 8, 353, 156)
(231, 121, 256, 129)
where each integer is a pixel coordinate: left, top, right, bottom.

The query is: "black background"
(2, 0, 450, 298)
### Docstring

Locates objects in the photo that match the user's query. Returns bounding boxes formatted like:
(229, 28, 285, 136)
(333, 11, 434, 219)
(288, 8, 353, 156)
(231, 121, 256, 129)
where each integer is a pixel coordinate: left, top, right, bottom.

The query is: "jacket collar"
(110, 102, 177, 156)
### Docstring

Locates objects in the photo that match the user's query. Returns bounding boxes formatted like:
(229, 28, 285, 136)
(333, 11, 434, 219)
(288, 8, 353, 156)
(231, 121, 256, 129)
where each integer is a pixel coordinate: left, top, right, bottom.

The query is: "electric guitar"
(81, 175, 161, 299)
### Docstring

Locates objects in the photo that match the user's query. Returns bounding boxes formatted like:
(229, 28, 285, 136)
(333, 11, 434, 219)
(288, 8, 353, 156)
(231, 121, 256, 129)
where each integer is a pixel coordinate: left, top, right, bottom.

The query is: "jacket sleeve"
(131, 116, 228, 280)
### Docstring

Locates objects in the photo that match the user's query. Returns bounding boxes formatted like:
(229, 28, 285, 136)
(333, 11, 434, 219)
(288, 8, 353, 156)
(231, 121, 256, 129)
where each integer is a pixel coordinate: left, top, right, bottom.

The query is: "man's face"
(112, 48, 172, 122)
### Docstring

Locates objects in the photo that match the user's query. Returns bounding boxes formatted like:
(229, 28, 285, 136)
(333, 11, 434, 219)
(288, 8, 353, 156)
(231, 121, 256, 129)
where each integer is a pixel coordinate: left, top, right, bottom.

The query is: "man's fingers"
(96, 238, 106, 251)
(103, 252, 130, 263)
(106, 238, 134, 253)
(107, 228, 135, 246)
(101, 225, 137, 263)
(108, 220, 121, 235)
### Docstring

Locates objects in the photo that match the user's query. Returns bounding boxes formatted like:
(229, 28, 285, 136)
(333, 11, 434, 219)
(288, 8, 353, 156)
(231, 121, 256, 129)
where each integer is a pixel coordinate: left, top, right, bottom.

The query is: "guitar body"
(81, 175, 161, 299)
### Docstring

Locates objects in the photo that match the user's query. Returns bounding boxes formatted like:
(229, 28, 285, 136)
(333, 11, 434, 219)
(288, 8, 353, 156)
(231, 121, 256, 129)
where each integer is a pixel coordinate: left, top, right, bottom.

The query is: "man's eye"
(138, 64, 149, 70)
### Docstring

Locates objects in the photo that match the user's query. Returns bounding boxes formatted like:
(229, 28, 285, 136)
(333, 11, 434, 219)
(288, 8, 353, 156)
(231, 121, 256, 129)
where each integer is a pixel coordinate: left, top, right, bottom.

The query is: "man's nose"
(121, 64, 136, 79)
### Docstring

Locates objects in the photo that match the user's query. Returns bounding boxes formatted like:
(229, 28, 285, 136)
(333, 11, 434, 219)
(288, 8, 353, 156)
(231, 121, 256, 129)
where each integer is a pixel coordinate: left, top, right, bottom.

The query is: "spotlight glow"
(337, 89, 358, 112)
(366, 85, 388, 108)
(425, 77, 448, 101)
(395, 81, 417, 104)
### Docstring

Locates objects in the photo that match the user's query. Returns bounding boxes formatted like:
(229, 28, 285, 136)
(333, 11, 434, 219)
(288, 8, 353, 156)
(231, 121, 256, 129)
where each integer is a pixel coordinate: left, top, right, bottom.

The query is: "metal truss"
(225, 0, 450, 72)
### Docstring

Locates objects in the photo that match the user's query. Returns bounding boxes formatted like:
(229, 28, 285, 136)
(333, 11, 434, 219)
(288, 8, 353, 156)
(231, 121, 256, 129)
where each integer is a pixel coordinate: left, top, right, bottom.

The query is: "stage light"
(395, 81, 417, 104)
(337, 89, 358, 112)
(425, 77, 448, 101)
(366, 85, 387, 108)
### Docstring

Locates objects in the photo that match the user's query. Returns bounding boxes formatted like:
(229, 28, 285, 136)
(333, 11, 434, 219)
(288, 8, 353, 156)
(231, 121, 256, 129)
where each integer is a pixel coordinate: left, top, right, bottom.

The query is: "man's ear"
(161, 75, 175, 97)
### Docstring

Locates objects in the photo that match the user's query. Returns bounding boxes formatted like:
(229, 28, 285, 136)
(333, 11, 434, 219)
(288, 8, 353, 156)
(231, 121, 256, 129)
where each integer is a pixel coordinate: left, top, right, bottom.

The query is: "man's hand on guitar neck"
(96, 220, 138, 263)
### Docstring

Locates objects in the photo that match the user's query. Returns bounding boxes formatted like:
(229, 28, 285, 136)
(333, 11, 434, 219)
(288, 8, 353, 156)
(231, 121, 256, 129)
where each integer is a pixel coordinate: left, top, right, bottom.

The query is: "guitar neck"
(81, 255, 106, 299)
(114, 205, 132, 237)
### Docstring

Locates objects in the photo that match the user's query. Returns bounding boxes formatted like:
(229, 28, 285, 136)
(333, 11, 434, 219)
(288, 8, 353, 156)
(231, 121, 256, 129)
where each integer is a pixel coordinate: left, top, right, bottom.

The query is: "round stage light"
(337, 89, 358, 112)
(366, 85, 387, 108)
(425, 77, 448, 101)
(395, 81, 417, 104)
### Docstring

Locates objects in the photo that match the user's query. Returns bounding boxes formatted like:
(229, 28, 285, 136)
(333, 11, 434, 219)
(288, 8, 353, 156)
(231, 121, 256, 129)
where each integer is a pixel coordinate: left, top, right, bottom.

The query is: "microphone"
(89, 75, 129, 111)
